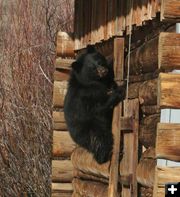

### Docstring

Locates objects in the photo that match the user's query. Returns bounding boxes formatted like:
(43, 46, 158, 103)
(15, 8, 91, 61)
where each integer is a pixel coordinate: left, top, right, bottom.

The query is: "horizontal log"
(74, 169, 131, 186)
(73, 178, 108, 197)
(159, 33, 180, 70)
(52, 183, 73, 197)
(139, 114, 160, 148)
(53, 111, 67, 130)
(158, 73, 180, 109)
(56, 32, 75, 58)
(129, 71, 159, 83)
(128, 82, 142, 99)
(52, 193, 72, 197)
(156, 123, 180, 161)
(71, 147, 110, 178)
(74, 169, 108, 184)
(139, 79, 158, 105)
(136, 148, 156, 188)
(53, 81, 68, 108)
(53, 111, 65, 122)
(141, 105, 160, 115)
(54, 70, 70, 81)
(153, 166, 180, 197)
(55, 58, 74, 70)
(52, 160, 73, 182)
(161, 0, 180, 21)
(72, 192, 81, 197)
(125, 37, 158, 75)
(53, 131, 76, 157)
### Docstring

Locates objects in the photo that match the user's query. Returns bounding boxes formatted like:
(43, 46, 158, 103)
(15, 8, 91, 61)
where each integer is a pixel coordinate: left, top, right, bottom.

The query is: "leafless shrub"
(0, 0, 74, 196)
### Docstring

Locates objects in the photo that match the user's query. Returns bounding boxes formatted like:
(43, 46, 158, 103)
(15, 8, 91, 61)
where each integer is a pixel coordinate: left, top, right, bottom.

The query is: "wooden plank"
(52, 160, 73, 182)
(120, 99, 139, 197)
(153, 166, 180, 197)
(156, 123, 180, 162)
(158, 73, 180, 109)
(159, 33, 180, 71)
(120, 117, 133, 131)
(108, 37, 124, 197)
(161, 0, 180, 21)
(53, 131, 76, 157)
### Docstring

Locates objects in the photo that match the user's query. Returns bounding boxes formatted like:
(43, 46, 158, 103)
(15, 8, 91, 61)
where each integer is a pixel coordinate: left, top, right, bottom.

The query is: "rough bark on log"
(136, 148, 156, 188)
(73, 178, 108, 197)
(129, 71, 159, 83)
(74, 169, 108, 184)
(56, 32, 75, 58)
(53, 81, 67, 108)
(53, 131, 76, 157)
(161, 0, 180, 21)
(52, 160, 73, 182)
(71, 147, 110, 178)
(158, 73, 180, 109)
(128, 82, 142, 99)
(141, 105, 160, 115)
(156, 123, 180, 162)
(139, 114, 160, 148)
(139, 79, 158, 105)
(125, 37, 158, 75)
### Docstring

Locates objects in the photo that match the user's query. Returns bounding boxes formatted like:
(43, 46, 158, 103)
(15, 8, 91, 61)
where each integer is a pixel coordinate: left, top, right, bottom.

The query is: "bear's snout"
(97, 66, 108, 78)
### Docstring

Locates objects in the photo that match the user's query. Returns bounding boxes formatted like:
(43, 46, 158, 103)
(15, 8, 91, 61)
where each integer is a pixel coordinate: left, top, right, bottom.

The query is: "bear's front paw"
(93, 147, 112, 164)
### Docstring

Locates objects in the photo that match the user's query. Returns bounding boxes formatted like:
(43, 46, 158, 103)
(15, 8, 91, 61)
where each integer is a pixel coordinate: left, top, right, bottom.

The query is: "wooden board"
(158, 73, 180, 109)
(53, 131, 76, 157)
(52, 160, 73, 182)
(120, 99, 139, 197)
(159, 33, 180, 70)
(153, 166, 180, 197)
(161, 0, 180, 21)
(108, 37, 124, 197)
(156, 123, 180, 162)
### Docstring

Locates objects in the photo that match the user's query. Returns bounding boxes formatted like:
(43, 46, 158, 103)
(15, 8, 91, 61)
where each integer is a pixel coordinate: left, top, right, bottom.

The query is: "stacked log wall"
(52, 32, 76, 197)
(124, 22, 178, 197)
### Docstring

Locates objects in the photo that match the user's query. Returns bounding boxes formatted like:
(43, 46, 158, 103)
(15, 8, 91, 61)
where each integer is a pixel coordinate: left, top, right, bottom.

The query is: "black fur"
(64, 46, 125, 164)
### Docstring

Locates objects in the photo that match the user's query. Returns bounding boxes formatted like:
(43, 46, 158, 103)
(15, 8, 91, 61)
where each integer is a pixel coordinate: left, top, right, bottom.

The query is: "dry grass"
(0, 0, 74, 196)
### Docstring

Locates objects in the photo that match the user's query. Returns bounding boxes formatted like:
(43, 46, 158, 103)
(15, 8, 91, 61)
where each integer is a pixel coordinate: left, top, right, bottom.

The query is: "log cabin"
(52, 0, 180, 197)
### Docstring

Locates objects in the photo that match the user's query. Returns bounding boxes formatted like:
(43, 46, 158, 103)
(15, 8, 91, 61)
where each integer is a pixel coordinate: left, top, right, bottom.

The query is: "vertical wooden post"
(108, 37, 124, 197)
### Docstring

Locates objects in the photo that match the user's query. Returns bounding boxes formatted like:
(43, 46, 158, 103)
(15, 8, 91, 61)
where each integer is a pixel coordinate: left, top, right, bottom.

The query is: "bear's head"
(71, 45, 111, 84)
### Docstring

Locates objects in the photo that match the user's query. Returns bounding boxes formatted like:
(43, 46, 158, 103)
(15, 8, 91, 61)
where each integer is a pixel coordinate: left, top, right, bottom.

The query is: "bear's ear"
(71, 61, 82, 72)
(87, 45, 96, 53)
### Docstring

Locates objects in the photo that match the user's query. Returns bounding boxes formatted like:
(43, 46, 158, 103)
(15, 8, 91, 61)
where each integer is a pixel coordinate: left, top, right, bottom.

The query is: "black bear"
(64, 46, 125, 164)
